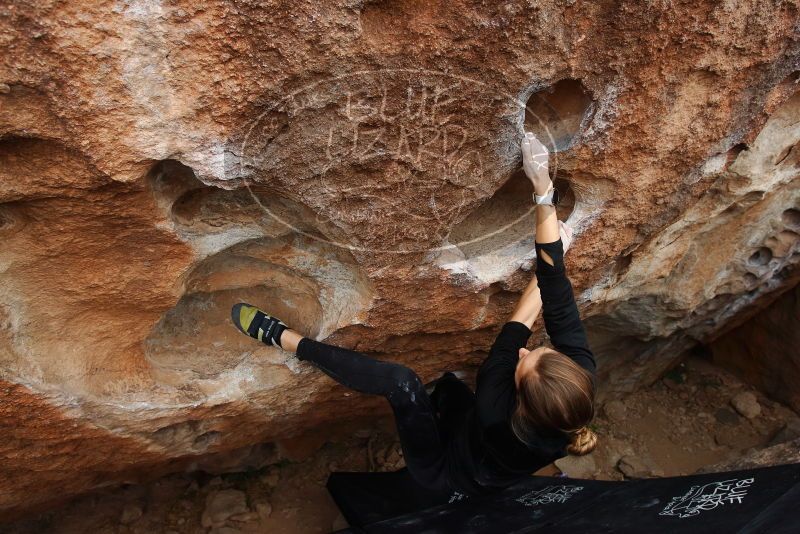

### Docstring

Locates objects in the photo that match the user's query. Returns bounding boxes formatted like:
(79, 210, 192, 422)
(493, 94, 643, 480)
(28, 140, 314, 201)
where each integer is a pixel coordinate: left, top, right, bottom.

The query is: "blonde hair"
(567, 426, 598, 455)
(512, 350, 597, 455)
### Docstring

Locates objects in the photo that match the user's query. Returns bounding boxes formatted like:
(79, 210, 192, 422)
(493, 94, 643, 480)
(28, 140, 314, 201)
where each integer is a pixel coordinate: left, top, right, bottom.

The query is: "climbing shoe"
(230, 303, 287, 348)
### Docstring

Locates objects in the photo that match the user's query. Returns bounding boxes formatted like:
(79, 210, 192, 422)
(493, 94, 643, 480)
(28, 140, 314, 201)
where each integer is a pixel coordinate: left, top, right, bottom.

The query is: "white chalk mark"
(516, 485, 584, 507)
(659, 477, 755, 518)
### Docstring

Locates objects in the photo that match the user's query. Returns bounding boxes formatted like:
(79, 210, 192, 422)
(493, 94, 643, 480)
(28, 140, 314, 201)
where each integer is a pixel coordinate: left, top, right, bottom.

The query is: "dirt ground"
(7, 354, 799, 534)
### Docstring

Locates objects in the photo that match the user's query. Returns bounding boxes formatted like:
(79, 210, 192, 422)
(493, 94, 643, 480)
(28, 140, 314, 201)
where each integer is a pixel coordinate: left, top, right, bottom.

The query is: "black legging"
(297, 337, 472, 494)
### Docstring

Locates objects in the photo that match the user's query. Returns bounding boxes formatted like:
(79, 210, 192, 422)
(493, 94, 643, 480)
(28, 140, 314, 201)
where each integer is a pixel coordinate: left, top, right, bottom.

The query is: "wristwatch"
(533, 185, 560, 206)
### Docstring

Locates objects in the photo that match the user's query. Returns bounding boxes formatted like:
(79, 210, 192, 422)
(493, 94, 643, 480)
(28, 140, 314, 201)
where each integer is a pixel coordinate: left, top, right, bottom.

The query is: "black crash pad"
(327, 463, 800, 533)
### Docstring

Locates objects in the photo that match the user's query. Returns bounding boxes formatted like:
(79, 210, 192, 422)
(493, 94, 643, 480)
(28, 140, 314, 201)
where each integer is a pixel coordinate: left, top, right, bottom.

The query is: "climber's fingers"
(522, 132, 549, 176)
(527, 132, 548, 160)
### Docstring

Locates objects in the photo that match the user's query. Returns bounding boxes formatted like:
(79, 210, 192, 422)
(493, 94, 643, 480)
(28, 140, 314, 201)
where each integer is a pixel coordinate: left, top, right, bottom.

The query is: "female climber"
(230, 131, 596, 498)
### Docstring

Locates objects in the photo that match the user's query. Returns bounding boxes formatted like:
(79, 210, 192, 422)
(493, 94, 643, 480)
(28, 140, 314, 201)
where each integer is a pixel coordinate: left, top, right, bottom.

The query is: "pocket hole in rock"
(725, 143, 748, 168)
(149, 159, 344, 247)
(782, 208, 800, 230)
(193, 431, 222, 451)
(148, 159, 276, 234)
(148, 159, 201, 204)
(747, 247, 773, 267)
(612, 252, 634, 277)
(171, 186, 275, 233)
(524, 79, 594, 152)
(171, 185, 327, 240)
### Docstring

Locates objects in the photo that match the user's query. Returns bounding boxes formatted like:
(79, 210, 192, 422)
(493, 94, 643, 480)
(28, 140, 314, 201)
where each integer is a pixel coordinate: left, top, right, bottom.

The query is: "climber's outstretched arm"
(511, 133, 575, 329)
(522, 132, 559, 261)
(520, 132, 595, 375)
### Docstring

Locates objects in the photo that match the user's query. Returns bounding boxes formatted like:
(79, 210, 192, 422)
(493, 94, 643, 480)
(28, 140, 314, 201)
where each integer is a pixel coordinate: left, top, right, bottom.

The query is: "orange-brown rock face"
(1, 0, 799, 518)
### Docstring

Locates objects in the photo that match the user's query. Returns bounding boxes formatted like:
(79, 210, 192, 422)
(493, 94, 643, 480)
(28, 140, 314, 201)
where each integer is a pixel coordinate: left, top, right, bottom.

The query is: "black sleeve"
(475, 321, 532, 428)
(535, 238, 596, 377)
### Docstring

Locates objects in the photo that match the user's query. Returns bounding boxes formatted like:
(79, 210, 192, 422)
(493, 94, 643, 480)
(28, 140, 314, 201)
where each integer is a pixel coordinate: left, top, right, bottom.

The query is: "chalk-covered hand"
(559, 221, 574, 254)
(521, 131, 551, 195)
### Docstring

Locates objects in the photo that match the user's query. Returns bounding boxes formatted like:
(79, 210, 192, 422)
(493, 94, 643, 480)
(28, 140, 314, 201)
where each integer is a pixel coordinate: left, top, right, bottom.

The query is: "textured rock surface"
(711, 282, 800, 412)
(1, 0, 799, 518)
(700, 438, 800, 473)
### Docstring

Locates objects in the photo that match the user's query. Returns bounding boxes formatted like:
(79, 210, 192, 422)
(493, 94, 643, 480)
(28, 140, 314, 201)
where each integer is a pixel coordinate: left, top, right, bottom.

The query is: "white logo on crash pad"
(516, 485, 584, 507)
(660, 477, 754, 518)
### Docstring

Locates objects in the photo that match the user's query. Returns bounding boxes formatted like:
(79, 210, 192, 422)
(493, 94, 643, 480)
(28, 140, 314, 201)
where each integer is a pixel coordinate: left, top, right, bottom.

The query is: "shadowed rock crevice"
(448, 172, 575, 259)
(148, 159, 350, 255)
(711, 282, 800, 412)
(725, 142, 748, 169)
(438, 170, 576, 283)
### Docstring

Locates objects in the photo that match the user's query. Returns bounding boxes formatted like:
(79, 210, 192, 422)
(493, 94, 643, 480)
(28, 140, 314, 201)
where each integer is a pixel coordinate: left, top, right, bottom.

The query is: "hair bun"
(567, 426, 597, 456)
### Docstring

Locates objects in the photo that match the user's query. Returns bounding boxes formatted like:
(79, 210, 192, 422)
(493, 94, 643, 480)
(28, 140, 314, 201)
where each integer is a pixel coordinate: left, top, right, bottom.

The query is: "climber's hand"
(559, 221, 574, 254)
(522, 131, 551, 195)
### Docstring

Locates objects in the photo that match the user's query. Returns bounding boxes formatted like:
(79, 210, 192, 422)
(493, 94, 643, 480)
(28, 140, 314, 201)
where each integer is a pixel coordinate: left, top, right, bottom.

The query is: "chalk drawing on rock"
(238, 69, 578, 255)
(516, 485, 584, 507)
(659, 477, 755, 518)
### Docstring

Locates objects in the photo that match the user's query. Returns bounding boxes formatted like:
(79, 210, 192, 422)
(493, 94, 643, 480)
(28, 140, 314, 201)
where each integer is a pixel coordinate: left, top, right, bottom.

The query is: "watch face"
(552, 188, 560, 205)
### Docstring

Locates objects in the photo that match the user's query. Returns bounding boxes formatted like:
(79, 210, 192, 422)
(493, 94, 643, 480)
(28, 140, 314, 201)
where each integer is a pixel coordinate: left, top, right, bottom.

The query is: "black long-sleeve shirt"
(446, 238, 596, 494)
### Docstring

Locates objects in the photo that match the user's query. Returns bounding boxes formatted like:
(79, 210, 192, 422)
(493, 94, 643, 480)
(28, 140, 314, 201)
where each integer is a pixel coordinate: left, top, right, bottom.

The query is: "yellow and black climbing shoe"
(231, 303, 287, 348)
